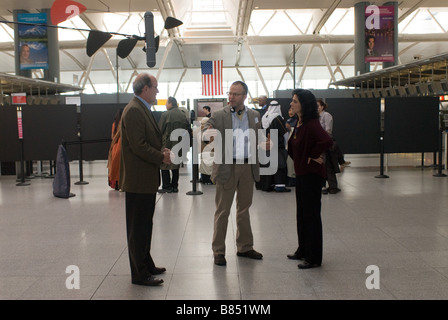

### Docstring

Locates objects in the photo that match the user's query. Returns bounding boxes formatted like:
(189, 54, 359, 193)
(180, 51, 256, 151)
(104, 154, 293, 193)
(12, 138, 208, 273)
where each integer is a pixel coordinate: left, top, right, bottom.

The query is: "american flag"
(201, 60, 223, 96)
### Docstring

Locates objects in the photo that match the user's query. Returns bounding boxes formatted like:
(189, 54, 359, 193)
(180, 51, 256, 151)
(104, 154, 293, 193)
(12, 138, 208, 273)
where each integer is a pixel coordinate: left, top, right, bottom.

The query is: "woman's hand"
(308, 155, 324, 165)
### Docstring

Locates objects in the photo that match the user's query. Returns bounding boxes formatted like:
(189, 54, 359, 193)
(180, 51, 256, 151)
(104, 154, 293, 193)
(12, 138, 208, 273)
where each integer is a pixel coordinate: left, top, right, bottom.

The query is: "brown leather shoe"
(150, 267, 166, 275)
(214, 254, 226, 266)
(132, 276, 164, 286)
(237, 249, 263, 260)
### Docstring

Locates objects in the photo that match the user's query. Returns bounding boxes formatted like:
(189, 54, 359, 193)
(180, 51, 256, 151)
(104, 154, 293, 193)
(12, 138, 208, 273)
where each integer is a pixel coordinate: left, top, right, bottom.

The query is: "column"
(354, 2, 371, 75)
(382, 2, 398, 69)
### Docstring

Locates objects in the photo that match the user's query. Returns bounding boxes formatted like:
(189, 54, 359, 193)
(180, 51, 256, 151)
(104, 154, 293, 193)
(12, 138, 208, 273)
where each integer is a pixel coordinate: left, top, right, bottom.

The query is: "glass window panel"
(399, 9, 444, 34)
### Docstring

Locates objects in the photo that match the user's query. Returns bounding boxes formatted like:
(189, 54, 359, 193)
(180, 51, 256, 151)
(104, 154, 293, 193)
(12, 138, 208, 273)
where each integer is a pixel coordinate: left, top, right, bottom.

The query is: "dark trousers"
(325, 151, 338, 190)
(295, 174, 324, 265)
(125, 192, 156, 281)
(161, 169, 179, 189)
(334, 142, 345, 164)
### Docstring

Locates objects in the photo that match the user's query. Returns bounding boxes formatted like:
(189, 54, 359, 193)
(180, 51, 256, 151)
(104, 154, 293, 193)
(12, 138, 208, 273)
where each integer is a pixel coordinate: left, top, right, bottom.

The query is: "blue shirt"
(135, 95, 152, 111)
(232, 106, 250, 159)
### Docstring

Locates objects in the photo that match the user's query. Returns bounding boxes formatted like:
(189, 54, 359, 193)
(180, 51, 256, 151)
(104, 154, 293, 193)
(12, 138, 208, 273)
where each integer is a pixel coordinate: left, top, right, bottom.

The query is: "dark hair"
(133, 74, 152, 95)
(113, 108, 124, 136)
(366, 35, 375, 45)
(316, 98, 327, 110)
(203, 106, 211, 112)
(168, 96, 178, 107)
(292, 89, 319, 122)
(232, 81, 248, 95)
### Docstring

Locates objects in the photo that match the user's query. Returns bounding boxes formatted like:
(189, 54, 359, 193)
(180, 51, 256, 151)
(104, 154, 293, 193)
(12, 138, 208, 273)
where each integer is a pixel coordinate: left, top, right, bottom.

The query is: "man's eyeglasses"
(227, 92, 245, 97)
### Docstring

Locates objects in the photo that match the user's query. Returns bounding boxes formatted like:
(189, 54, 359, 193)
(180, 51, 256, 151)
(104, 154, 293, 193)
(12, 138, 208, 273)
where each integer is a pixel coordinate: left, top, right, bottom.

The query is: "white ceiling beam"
(283, 10, 304, 35)
(243, 41, 268, 95)
(156, 38, 175, 80)
(81, 52, 98, 89)
(298, 44, 316, 86)
(100, 48, 118, 84)
(256, 10, 277, 36)
(336, 46, 354, 65)
(236, 0, 254, 37)
(328, 8, 349, 34)
(61, 49, 85, 70)
(398, 0, 428, 23)
(313, 0, 342, 34)
(2, 33, 447, 53)
(173, 68, 188, 97)
(317, 44, 336, 84)
(427, 9, 447, 33)
(276, 67, 293, 91)
(125, 70, 139, 93)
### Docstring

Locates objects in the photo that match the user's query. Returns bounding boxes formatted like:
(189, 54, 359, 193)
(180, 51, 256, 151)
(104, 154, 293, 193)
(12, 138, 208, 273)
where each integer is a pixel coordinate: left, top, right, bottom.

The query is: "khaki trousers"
(212, 163, 255, 256)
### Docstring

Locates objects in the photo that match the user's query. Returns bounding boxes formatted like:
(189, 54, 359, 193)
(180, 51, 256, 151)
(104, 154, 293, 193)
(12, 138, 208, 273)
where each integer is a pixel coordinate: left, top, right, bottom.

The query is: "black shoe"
(287, 253, 304, 260)
(150, 267, 166, 275)
(322, 188, 328, 194)
(214, 254, 226, 266)
(328, 188, 341, 194)
(298, 261, 321, 269)
(172, 187, 179, 193)
(237, 249, 263, 260)
(275, 187, 291, 192)
(132, 276, 164, 286)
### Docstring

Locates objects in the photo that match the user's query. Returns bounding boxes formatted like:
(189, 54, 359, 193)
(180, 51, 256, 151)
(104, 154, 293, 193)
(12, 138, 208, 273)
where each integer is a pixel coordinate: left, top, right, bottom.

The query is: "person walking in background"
(258, 95, 269, 117)
(317, 99, 340, 194)
(199, 117, 214, 185)
(317, 99, 343, 194)
(285, 107, 298, 187)
(203, 105, 212, 118)
(120, 73, 171, 286)
(107, 108, 123, 190)
(287, 89, 333, 269)
(203, 81, 263, 266)
(158, 96, 190, 193)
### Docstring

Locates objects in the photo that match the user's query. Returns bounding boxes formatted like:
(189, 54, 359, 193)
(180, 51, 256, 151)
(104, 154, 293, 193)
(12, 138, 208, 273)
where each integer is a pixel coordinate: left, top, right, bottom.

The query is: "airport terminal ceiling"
(1, 0, 448, 95)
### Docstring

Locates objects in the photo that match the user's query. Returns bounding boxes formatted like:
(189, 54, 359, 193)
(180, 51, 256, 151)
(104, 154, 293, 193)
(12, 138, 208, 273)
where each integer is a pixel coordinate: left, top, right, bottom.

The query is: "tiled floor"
(1, 152, 448, 300)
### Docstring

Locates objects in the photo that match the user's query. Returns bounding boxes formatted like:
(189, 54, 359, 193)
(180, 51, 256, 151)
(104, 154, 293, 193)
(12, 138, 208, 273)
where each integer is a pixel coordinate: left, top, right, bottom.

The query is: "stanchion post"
(416, 152, 430, 169)
(433, 128, 446, 177)
(16, 106, 30, 186)
(74, 107, 88, 185)
(187, 135, 202, 195)
(375, 132, 389, 179)
(45, 160, 55, 178)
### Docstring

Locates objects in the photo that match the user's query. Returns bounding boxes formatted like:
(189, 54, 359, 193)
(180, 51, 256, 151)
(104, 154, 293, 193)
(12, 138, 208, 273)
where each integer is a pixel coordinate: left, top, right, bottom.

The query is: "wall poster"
(18, 13, 49, 70)
(365, 5, 395, 63)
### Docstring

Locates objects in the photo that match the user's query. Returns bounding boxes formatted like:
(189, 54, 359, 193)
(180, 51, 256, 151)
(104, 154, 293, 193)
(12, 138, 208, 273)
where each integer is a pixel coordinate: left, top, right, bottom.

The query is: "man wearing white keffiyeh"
(258, 100, 290, 193)
(262, 100, 283, 129)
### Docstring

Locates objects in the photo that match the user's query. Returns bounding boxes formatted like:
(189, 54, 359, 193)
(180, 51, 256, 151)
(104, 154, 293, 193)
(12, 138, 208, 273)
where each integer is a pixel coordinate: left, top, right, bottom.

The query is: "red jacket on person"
(288, 118, 333, 178)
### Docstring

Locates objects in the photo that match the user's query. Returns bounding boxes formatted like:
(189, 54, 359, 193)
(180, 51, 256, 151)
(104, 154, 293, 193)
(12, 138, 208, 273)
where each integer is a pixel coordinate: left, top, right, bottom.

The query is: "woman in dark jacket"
(287, 89, 333, 269)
